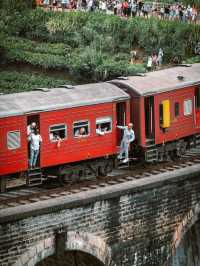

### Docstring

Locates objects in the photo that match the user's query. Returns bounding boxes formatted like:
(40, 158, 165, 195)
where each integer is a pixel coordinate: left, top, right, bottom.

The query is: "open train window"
(49, 124, 67, 141)
(73, 120, 89, 137)
(7, 130, 21, 150)
(184, 99, 192, 116)
(175, 102, 179, 117)
(96, 117, 112, 134)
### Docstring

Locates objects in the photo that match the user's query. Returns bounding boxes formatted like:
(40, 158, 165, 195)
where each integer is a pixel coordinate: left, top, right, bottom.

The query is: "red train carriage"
(0, 83, 130, 191)
(111, 63, 200, 161)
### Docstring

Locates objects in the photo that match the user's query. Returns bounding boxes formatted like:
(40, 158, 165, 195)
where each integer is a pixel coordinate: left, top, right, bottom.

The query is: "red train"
(0, 63, 200, 191)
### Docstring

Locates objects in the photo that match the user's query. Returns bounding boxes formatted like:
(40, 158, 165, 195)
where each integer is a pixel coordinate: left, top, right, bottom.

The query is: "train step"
(195, 135, 200, 147)
(145, 148, 158, 162)
(117, 158, 137, 169)
(195, 140, 200, 147)
(27, 168, 43, 186)
(146, 138, 155, 146)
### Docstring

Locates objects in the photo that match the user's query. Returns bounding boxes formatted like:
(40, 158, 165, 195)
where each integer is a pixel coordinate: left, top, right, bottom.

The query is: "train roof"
(0, 82, 129, 118)
(110, 63, 200, 96)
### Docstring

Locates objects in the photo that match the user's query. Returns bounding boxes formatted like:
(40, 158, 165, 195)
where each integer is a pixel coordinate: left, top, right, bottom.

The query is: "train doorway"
(144, 96, 155, 139)
(116, 102, 126, 146)
(27, 114, 41, 168)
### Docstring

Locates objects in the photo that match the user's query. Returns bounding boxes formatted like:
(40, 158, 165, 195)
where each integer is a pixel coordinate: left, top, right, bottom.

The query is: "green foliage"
(0, 0, 36, 12)
(0, 71, 69, 94)
(183, 0, 200, 7)
(148, 0, 200, 7)
(0, 9, 200, 83)
(185, 56, 200, 64)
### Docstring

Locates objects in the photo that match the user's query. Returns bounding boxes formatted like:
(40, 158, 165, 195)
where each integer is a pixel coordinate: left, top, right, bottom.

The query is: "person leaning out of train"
(49, 132, 62, 148)
(27, 122, 37, 136)
(117, 123, 135, 163)
(96, 124, 106, 136)
(75, 127, 86, 137)
(28, 128, 42, 169)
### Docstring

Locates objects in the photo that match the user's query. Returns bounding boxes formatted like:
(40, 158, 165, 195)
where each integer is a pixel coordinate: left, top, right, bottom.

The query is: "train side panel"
(0, 116, 27, 176)
(40, 102, 119, 168)
(154, 86, 198, 144)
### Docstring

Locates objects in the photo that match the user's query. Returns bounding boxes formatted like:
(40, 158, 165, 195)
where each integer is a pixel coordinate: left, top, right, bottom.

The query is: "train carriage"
(111, 63, 200, 161)
(1, 63, 200, 192)
(0, 83, 130, 191)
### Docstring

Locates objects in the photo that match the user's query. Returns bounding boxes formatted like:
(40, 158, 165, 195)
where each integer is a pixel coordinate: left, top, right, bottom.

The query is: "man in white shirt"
(117, 123, 135, 163)
(27, 122, 36, 136)
(29, 128, 42, 169)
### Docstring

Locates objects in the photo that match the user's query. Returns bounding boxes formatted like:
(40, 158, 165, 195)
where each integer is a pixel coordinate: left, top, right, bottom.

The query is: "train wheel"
(179, 144, 186, 155)
(176, 141, 187, 156)
(98, 161, 113, 176)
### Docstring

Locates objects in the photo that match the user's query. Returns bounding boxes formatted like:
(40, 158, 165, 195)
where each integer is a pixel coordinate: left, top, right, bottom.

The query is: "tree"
(0, 0, 36, 12)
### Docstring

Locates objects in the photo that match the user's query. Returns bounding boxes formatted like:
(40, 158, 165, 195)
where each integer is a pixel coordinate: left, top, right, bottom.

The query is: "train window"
(73, 120, 89, 137)
(175, 102, 179, 117)
(184, 99, 192, 116)
(7, 131, 21, 150)
(159, 104, 163, 125)
(49, 124, 67, 141)
(96, 117, 112, 134)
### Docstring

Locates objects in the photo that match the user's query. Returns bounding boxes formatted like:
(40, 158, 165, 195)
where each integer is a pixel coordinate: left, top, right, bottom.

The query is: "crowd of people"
(36, 0, 199, 23)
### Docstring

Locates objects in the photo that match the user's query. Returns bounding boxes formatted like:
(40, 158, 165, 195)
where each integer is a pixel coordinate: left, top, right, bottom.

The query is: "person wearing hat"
(117, 123, 135, 163)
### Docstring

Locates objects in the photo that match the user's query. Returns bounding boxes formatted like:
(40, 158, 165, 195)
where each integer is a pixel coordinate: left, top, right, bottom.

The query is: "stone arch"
(12, 231, 113, 266)
(165, 202, 200, 265)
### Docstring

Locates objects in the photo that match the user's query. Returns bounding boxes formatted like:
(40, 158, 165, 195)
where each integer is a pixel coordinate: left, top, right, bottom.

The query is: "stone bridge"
(1, 164, 200, 266)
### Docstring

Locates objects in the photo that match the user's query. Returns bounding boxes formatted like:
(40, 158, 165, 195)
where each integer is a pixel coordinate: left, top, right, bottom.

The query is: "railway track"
(1, 148, 200, 210)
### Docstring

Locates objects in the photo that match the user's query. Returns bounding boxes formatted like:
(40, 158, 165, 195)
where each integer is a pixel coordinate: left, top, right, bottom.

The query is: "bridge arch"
(12, 231, 113, 266)
(165, 202, 200, 265)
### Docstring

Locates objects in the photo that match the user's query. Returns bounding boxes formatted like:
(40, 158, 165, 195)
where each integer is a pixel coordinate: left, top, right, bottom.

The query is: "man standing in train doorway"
(117, 123, 135, 163)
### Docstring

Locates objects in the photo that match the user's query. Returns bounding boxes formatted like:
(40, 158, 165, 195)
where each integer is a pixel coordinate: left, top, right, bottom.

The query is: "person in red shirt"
(122, 1, 129, 16)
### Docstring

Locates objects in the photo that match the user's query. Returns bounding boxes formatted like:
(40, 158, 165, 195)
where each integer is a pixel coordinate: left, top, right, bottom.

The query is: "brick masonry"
(0, 164, 200, 266)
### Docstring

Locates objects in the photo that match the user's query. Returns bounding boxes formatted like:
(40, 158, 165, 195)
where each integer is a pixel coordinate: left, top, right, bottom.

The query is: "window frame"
(7, 130, 21, 150)
(96, 116, 112, 134)
(73, 120, 90, 138)
(183, 99, 193, 116)
(49, 123, 67, 142)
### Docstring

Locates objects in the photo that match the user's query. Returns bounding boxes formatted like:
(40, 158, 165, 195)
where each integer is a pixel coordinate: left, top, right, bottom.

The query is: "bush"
(0, 71, 70, 94)
(1, 10, 200, 83)
(0, 0, 36, 13)
(185, 56, 200, 64)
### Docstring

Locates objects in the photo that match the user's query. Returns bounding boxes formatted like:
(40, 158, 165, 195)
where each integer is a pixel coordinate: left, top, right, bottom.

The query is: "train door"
(116, 102, 126, 146)
(27, 114, 40, 168)
(144, 96, 155, 139)
(195, 86, 200, 128)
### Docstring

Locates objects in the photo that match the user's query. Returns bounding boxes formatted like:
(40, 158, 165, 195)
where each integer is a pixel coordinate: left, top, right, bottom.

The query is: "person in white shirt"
(117, 123, 135, 163)
(27, 122, 36, 136)
(29, 128, 42, 169)
(96, 124, 105, 136)
(157, 48, 164, 66)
